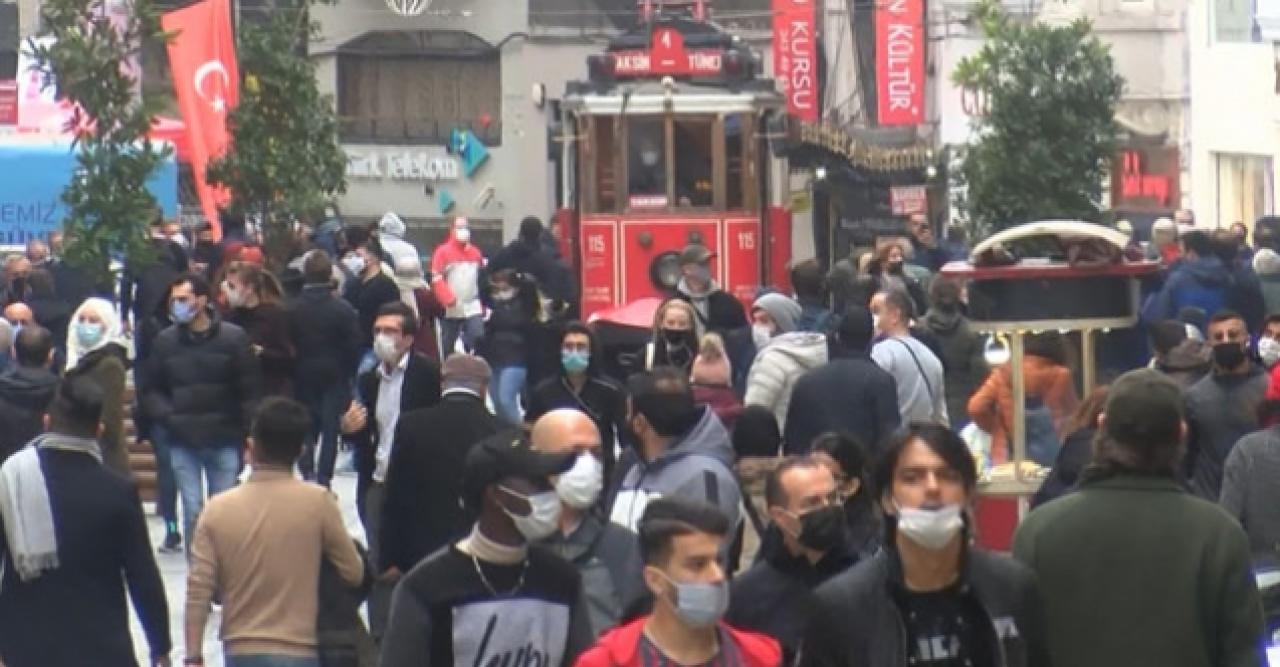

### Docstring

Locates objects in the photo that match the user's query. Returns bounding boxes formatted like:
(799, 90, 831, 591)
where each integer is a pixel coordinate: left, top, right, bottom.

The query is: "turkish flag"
(162, 0, 238, 238)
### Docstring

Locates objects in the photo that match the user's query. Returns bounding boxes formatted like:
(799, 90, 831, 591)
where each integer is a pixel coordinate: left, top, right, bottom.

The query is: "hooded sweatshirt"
(377, 212, 422, 273)
(1156, 339, 1212, 390)
(1145, 255, 1234, 327)
(430, 230, 485, 319)
(608, 406, 741, 533)
(0, 365, 59, 462)
(744, 332, 828, 430)
(752, 293, 803, 334)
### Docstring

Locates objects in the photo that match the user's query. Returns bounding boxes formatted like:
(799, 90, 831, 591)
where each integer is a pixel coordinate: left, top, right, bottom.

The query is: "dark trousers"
(299, 380, 350, 487)
(362, 481, 392, 641)
(151, 427, 179, 529)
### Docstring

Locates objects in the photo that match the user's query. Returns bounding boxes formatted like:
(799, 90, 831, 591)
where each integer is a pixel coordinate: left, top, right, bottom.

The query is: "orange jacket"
(967, 355, 1079, 464)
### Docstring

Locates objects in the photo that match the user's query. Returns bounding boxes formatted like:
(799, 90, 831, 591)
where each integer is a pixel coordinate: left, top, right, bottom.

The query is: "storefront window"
(673, 117, 714, 208)
(1216, 153, 1273, 229)
(627, 117, 667, 206)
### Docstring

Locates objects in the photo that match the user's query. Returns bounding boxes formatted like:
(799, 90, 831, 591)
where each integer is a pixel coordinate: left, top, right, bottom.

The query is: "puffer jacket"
(921, 308, 987, 425)
(803, 548, 1049, 667)
(968, 355, 1078, 464)
(744, 332, 828, 430)
(142, 309, 263, 447)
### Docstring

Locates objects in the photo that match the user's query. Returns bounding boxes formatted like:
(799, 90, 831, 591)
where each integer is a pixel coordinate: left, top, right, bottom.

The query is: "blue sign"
(0, 142, 177, 245)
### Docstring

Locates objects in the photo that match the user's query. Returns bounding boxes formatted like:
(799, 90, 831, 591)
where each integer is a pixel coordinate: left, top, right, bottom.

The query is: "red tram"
(555, 0, 795, 321)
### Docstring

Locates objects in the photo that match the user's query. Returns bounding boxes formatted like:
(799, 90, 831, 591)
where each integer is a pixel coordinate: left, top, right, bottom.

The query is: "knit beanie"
(691, 333, 732, 386)
(752, 292, 802, 333)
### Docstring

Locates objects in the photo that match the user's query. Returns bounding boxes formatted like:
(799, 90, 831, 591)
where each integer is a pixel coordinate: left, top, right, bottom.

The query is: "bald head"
(4, 303, 33, 327)
(531, 409, 602, 457)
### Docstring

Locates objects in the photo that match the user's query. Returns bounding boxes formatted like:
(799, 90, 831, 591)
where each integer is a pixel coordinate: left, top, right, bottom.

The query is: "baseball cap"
(463, 432, 576, 509)
(679, 244, 714, 266)
(1103, 369, 1183, 446)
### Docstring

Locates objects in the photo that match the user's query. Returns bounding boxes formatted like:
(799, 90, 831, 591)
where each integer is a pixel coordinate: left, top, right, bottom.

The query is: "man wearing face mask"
(525, 323, 629, 485)
(577, 498, 781, 667)
(870, 289, 949, 426)
(1183, 309, 1268, 500)
(341, 232, 400, 374)
(803, 423, 1049, 667)
(674, 244, 749, 337)
(432, 216, 487, 357)
(142, 274, 262, 549)
(379, 354, 501, 583)
(744, 292, 828, 431)
(379, 433, 591, 667)
(532, 409, 643, 639)
(726, 457, 859, 663)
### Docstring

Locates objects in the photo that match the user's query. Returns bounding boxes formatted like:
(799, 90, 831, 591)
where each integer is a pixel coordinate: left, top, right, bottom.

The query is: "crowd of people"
(0, 207, 1277, 667)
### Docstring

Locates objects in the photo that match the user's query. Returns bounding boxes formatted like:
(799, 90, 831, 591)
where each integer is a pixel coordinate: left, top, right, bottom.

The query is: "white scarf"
(0, 434, 102, 583)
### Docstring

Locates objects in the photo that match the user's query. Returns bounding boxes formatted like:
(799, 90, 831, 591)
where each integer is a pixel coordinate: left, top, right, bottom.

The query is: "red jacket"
(574, 618, 781, 667)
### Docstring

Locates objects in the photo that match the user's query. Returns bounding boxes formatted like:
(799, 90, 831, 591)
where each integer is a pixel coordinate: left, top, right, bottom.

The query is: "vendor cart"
(940, 221, 1161, 550)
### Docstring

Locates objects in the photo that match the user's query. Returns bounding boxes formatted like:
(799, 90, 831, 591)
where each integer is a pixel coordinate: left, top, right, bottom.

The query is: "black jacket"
(488, 239, 577, 307)
(479, 293, 536, 369)
(343, 272, 400, 349)
(0, 448, 171, 666)
(379, 392, 502, 572)
(728, 528, 861, 663)
(525, 374, 627, 481)
(142, 310, 263, 446)
(675, 288, 748, 333)
(1030, 427, 1094, 509)
(352, 353, 443, 487)
(227, 302, 294, 397)
(122, 239, 188, 330)
(784, 354, 901, 456)
(289, 284, 363, 388)
(0, 365, 59, 462)
(803, 548, 1050, 667)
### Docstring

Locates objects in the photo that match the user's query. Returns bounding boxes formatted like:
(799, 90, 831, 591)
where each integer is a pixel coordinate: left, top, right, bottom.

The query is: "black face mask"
(887, 262, 904, 276)
(1212, 342, 1247, 369)
(796, 505, 848, 552)
(662, 328, 692, 347)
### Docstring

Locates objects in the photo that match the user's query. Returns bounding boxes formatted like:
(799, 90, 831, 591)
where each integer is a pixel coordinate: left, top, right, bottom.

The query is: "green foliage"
(32, 0, 172, 284)
(207, 5, 346, 269)
(952, 0, 1125, 236)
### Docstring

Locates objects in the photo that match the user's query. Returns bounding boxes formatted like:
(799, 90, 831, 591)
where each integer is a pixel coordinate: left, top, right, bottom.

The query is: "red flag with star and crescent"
(162, 0, 238, 238)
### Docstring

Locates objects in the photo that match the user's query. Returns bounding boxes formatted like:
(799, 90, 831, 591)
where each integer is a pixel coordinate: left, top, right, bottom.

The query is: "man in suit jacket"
(379, 354, 502, 579)
(340, 301, 441, 642)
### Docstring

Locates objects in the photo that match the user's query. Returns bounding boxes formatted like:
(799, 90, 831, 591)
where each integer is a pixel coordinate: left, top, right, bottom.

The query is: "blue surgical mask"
(561, 349, 590, 374)
(171, 300, 197, 325)
(661, 573, 729, 628)
(74, 321, 105, 349)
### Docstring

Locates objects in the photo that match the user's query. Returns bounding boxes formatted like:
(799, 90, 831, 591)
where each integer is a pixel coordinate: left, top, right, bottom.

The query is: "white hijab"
(65, 297, 126, 370)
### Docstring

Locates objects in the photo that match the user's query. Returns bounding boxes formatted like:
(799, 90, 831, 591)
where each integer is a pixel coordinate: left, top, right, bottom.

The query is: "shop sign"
(0, 82, 15, 125)
(876, 0, 925, 126)
(773, 0, 817, 121)
(890, 185, 927, 215)
(346, 149, 460, 181)
(1112, 146, 1178, 210)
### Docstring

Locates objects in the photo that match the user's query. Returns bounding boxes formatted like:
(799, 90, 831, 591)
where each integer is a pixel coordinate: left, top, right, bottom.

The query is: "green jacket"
(1013, 474, 1265, 667)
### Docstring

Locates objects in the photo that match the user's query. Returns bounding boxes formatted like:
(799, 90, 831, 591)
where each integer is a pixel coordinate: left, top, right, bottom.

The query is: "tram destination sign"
(611, 27, 723, 77)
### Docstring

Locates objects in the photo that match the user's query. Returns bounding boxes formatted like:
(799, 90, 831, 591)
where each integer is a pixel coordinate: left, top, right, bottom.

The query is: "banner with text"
(772, 0, 817, 121)
(876, 0, 924, 126)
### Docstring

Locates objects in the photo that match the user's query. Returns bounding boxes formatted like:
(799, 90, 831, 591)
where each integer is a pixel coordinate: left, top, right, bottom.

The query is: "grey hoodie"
(608, 407, 741, 532)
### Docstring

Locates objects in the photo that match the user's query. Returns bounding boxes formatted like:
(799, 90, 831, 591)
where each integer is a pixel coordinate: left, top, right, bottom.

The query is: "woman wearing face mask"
(478, 269, 540, 425)
(868, 241, 927, 316)
(222, 261, 295, 397)
(644, 299, 700, 373)
(804, 424, 1050, 667)
(65, 297, 132, 478)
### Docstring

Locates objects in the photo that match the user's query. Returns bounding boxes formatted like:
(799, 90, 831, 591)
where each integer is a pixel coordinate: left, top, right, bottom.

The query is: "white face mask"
(342, 254, 366, 275)
(555, 453, 604, 510)
(502, 489, 562, 541)
(895, 502, 964, 550)
(751, 324, 774, 349)
(373, 333, 401, 364)
(455, 227, 471, 244)
(1261, 337, 1280, 368)
(223, 282, 247, 308)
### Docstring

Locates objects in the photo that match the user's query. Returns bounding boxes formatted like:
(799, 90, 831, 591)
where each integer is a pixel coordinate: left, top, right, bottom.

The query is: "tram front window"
(674, 117, 714, 207)
(627, 118, 666, 205)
